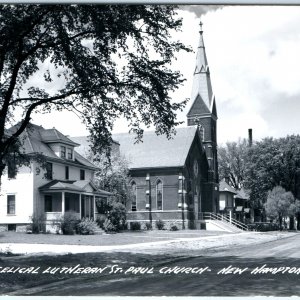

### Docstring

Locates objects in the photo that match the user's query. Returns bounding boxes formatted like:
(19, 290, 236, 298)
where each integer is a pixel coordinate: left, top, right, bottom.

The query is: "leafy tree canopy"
(0, 4, 191, 178)
(264, 185, 300, 229)
(92, 151, 131, 205)
(244, 135, 300, 208)
(218, 138, 248, 190)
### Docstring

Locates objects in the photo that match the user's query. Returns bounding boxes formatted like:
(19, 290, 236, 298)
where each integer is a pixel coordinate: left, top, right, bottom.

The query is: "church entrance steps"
(201, 212, 248, 233)
(204, 220, 243, 233)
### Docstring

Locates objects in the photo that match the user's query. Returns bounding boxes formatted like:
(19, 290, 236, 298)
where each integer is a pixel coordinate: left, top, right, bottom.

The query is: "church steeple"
(188, 21, 217, 118)
(187, 20, 218, 189)
(186, 21, 219, 214)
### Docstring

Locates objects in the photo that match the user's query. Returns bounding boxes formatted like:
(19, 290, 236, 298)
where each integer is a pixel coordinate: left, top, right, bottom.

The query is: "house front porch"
(39, 180, 111, 232)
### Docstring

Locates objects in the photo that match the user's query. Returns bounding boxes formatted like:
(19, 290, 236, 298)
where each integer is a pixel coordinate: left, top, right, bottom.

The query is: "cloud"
(179, 5, 224, 18)
(29, 5, 300, 144)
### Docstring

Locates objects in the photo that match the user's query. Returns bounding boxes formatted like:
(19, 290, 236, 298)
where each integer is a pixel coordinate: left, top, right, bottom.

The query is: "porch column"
(93, 195, 96, 221)
(79, 194, 82, 218)
(62, 191, 65, 214)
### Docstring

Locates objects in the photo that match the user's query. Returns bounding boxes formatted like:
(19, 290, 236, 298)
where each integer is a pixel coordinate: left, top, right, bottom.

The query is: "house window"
(179, 174, 183, 191)
(67, 148, 73, 160)
(45, 162, 53, 180)
(131, 181, 137, 211)
(80, 169, 85, 180)
(65, 193, 80, 213)
(45, 195, 53, 212)
(7, 195, 15, 215)
(65, 166, 69, 180)
(225, 194, 229, 207)
(61, 146, 66, 158)
(156, 180, 163, 210)
(8, 224, 16, 231)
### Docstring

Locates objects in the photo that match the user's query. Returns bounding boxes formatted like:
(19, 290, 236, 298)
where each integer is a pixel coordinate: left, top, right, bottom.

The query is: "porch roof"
(219, 180, 237, 194)
(39, 180, 112, 196)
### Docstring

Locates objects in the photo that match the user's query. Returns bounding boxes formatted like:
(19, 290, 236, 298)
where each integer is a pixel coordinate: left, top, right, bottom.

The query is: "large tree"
(264, 185, 300, 230)
(0, 5, 190, 182)
(217, 138, 248, 190)
(243, 135, 300, 227)
(244, 136, 300, 207)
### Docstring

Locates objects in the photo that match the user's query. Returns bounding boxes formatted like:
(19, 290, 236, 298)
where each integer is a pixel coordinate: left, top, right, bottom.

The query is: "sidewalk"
(0, 231, 276, 256)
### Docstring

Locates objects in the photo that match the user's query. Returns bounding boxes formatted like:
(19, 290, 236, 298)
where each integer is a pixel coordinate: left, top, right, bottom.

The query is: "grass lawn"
(0, 230, 230, 246)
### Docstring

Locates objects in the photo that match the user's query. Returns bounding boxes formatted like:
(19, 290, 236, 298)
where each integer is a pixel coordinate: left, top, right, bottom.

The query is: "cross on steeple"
(199, 20, 203, 34)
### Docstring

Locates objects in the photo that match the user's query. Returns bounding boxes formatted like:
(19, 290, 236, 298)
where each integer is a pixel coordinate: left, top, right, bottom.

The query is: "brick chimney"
(248, 128, 253, 147)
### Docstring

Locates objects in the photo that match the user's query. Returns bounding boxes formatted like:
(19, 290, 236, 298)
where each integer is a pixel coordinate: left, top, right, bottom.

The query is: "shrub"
(145, 222, 152, 231)
(103, 218, 117, 233)
(60, 211, 80, 235)
(130, 222, 141, 231)
(96, 215, 106, 229)
(28, 214, 46, 234)
(108, 202, 127, 231)
(155, 219, 165, 230)
(76, 218, 98, 235)
(247, 222, 280, 232)
(170, 224, 179, 231)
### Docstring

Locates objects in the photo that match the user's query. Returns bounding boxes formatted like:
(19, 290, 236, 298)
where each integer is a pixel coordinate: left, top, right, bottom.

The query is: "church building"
(111, 23, 219, 229)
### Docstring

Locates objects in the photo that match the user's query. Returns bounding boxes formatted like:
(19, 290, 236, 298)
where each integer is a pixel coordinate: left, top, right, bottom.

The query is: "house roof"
(8, 123, 96, 170)
(39, 180, 112, 196)
(40, 128, 80, 146)
(112, 127, 198, 169)
(235, 188, 249, 200)
(70, 136, 120, 158)
(219, 180, 237, 194)
(39, 180, 84, 192)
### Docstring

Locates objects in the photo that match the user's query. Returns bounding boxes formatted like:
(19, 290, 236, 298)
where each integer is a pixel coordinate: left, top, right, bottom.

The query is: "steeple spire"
(187, 22, 219, 213)
(189, 21, 215, 115)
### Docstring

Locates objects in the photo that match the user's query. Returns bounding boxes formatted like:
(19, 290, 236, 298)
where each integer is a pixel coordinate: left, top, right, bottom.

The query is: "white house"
(0, 123, 110, 232)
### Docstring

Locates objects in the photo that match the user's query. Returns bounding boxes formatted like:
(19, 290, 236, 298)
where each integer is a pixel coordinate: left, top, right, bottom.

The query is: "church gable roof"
(187, 94, 211, 117)
(112, 127, 198, 169)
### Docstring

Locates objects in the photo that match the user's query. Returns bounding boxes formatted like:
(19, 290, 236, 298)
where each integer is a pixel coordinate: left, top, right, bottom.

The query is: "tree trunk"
(297, 213, 300, 230)
(289, 215, 295, 230)
(279, 215, 283, 230)
(0, 163, 6, 190)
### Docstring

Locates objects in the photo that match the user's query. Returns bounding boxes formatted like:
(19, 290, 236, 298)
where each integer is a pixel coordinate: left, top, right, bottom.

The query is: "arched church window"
(156, 180, 163, 210)
(199, 125, 205, 142)
(131, 181, 137, 211)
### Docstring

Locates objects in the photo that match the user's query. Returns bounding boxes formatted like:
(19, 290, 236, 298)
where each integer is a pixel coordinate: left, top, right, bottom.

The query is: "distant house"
(219, 178, 252, 223)
(234, 188, 252, 223)
(219, 179, 237, 213)
(0, 123, 111, 232)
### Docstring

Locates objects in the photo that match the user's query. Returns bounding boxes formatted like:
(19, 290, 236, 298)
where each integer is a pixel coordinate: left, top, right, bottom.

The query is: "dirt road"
(1, 232, 300, 296)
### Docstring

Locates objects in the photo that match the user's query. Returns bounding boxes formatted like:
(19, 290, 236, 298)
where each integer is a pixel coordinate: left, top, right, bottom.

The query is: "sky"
(31, 5, 300, 145)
